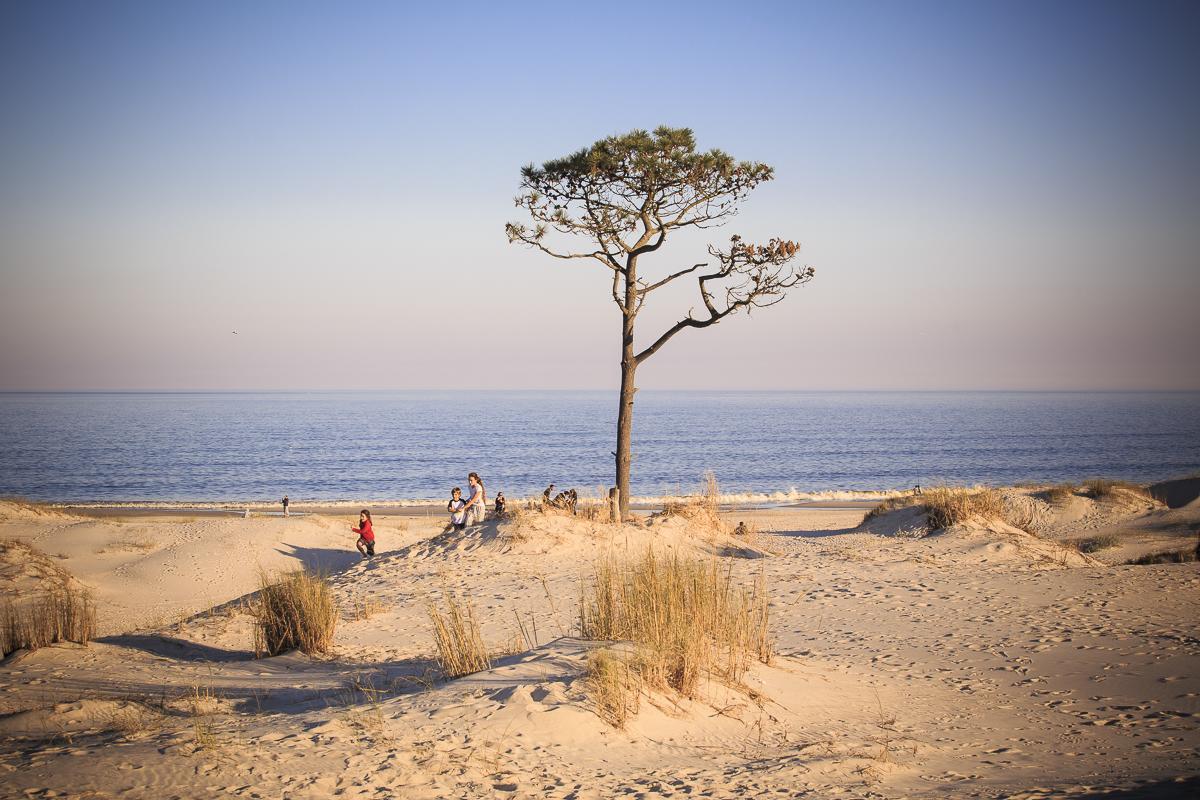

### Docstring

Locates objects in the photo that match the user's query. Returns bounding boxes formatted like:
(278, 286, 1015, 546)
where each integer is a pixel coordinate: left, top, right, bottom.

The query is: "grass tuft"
(428, 590, 492, 678)
(1083, 479, 1151, 501)
(1, 583, 96, 658)
(1042, 484, 1078, 504)
(579, 548, 772, 716)
(586, 648, 640, 728)
(251, 569, 338, 657)
(921, 487, 1006, 530)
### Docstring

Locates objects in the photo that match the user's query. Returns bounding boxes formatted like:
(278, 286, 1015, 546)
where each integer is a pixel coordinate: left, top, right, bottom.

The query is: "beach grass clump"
(1073, 534, 1121, 553)
(654, 471, 730, 535)
(252, 569, 338, 657)
(1043, 484, 1078, 504)
(1082, 479, 1151, 501)
(428, 590, 492, 678)
(579, 548, 772, 714)
(1, 583, 96, 657)
(586, 648, 641, 728)
(922, 487, 1006, 530)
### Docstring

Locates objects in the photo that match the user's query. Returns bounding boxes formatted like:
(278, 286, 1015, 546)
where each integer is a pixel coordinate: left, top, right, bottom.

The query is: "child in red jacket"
(352, 510, 375, 558)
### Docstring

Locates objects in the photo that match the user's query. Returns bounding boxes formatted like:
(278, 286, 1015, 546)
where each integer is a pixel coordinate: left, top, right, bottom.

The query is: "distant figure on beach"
(494, 492, 506, 516)
(352, 509, 375, 558)
(543, 484, 555, 506)
(734, 521, 748, 537)
(447, 487, 467, 531)
(243, 507, 250, 519)
(282, 495, 289, 517)
(462, 472, 487, 525)
(914, 484, 922, 496)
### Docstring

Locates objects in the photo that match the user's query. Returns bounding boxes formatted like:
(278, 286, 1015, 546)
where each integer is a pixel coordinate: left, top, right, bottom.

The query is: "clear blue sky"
(1, 0, 1197, 390)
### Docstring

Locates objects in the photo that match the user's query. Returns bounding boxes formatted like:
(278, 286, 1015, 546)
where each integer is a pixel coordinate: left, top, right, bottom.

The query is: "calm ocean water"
(0, 392, 1198, 503)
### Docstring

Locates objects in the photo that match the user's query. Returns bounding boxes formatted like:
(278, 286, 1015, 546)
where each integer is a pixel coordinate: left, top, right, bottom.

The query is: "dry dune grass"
(921, 487, 1006, 529)
(1, 583, 96, 657)
(428, 590, 492, 678)
(252, 569, 338, 657)
(1083, 479, 1152, 501)
(653, 471, 733, 536)
(866, 487, 1050, 533)
(1043, 483, 1078, 504)
(578, 548, 773, 724)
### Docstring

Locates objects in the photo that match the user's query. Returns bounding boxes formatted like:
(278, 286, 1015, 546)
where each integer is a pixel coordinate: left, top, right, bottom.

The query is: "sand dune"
(1, 490, 1197, 798)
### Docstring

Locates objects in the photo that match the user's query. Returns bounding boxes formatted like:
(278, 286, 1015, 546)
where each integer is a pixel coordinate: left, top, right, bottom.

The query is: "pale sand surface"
(1, 489, 1198, 798)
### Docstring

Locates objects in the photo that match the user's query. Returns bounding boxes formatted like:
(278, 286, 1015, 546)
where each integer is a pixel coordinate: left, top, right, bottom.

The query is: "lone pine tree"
(506, 127, 813, 521)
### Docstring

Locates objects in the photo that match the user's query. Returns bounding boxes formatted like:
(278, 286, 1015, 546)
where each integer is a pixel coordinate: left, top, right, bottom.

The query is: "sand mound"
(0, 500, 76, 524)
(0, 538, 86, 598)
(397, 511, 771, 561)
(857, 504, 930, 537)
(937, 518, 1098, 567)
(854, 506, 1097, 567)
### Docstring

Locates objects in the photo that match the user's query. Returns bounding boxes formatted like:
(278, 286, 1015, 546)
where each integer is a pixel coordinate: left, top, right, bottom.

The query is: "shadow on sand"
(276, 542, 365, 573)
(95, 633, 254, 663)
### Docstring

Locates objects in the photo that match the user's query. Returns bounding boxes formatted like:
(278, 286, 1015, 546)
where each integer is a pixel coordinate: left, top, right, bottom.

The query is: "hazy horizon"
(2, 1, 1198, 392)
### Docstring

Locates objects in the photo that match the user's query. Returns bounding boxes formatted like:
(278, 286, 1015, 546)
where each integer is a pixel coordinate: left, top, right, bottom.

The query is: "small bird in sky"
(231, 331, 239, 335)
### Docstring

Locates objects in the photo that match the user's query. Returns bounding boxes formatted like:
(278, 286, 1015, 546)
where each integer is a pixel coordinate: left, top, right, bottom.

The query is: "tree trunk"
(615, 311, 636, 522)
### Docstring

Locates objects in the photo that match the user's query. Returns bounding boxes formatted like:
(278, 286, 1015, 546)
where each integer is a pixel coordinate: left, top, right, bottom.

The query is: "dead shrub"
(1, 584, 96, 657)
(579, 548, 772, 711)
(428, 590, 492, 678)
(252, 569, 338, 657)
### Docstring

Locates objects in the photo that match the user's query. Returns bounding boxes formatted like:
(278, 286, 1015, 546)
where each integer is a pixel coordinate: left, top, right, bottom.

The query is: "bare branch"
(638, 262, 708, 296)
(634, 235, 813, 364)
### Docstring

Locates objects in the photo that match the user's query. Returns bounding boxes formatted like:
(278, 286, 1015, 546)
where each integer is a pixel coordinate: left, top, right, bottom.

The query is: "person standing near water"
(462, 473, 487, 526)
(282, 495, 290, 516)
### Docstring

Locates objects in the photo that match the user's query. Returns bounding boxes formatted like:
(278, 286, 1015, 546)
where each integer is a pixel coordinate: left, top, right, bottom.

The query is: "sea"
(0, 391, 1198, 505)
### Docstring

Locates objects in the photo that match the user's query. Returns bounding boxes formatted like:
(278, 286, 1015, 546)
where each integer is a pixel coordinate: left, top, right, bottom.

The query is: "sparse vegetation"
(349, 597, 385, 621)
(428, 590, 492, 678)
(865, 486, 1043, 533)
(578, 548, 773, 720)
(1073, 534, 1121, 553)
(1127, 548, 1198, 565)
(1083, 479, 1151, 501)
(98, 537, 156, 554)
(1, 583, 96, 657)
(1043, 484, 1078, 504)
(251, 569, 338, 657)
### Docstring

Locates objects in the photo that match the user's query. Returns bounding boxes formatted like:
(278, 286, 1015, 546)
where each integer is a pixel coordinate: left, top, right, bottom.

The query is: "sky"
(1, 0, 1197, 391)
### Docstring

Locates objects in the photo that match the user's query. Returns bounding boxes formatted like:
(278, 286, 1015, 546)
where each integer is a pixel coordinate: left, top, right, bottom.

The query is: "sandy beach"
(1, 482, 1198, 798)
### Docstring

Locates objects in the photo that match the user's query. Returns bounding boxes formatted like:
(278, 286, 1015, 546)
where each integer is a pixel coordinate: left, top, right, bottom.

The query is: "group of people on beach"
(344, 472, 505, 559)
